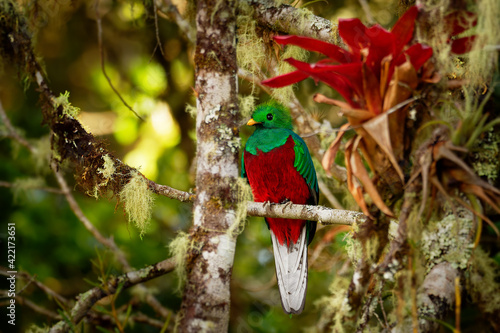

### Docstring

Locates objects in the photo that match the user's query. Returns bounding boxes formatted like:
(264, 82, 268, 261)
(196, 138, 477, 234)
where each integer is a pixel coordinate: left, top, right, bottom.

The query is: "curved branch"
(48, 258, 175, 333)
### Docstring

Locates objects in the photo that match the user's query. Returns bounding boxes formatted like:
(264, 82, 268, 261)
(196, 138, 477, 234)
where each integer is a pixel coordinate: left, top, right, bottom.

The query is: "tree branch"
(246, 201, 364, 225)
(48, 258, 175, 333)
(246, 0, 338, 43)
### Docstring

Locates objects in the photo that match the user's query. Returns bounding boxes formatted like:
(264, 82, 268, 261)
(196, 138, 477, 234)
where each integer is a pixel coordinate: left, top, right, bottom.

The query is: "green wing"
(241, 151, 247, 179)
(291, 132, 319, 204)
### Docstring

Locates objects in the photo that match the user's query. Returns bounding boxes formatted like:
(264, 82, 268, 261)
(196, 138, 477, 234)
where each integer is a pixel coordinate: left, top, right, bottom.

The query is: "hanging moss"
(11, 177, 46, 203)
(226, 178, 253, 238)
(236, 1, 266, 85)
(169, 231, 190, 291)
(31, 135, 52, 174)
(467, 247, 500, 329)
(314, 275, 355, 333)
(467, 0, 500, 88)
(271, 45, 309, 106)
(119, 171, 154, 237)
(238, 94, 256, 119)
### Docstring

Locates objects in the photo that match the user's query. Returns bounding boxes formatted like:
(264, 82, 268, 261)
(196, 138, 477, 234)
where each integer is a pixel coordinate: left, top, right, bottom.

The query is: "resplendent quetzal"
(242, 101, 319, 314)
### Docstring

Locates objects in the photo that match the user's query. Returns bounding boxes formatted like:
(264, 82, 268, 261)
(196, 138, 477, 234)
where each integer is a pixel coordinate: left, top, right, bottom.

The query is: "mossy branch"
(48, 258, 176, 333)
(246, 0, 338, 43)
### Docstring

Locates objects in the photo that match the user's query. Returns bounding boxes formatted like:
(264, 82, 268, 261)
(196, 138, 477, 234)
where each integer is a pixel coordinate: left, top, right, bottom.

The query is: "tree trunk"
(177, 0, 239, 331)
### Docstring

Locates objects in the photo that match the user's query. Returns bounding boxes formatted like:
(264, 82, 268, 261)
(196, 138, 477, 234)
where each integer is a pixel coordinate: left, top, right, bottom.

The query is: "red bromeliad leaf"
(260, 70, 309, 88)
(451, 36, 477, 54)
(391, 6, 419, 55)
(362, 63, 382, 115)
(298, 61, 365, 97)
(284, 58, 357, 105)
(397, 43, 433, 71)
(365, 26, 395, 77)
(444, 10, 477, 36)
(338, 18, 369, 58)
(273, 35, 353, 63)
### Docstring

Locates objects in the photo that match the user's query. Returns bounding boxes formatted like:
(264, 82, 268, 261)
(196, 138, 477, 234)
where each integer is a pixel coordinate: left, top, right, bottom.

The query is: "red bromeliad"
(262, 6, 431, 114)
(261, 6, 478, 217)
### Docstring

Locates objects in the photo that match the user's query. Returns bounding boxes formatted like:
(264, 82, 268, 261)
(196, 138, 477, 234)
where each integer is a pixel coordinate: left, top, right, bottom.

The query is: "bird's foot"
(262, 201, 272, 210)
(280, 199, 293, 213)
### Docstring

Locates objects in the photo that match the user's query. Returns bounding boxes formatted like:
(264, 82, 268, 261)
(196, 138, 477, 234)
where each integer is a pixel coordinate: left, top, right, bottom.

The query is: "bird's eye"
(266, 113, 273, 120)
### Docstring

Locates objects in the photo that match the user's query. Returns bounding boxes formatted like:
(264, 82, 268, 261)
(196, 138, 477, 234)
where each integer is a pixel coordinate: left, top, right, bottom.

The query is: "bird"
(241, 101, 319, 314)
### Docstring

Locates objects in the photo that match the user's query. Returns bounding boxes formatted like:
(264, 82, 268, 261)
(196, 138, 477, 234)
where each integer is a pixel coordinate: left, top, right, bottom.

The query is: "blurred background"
(4, 0, 492, 332)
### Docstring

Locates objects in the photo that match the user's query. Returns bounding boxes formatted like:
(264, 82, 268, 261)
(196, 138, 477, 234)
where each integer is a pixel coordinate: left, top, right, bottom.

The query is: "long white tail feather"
(271, 227, 308, 314)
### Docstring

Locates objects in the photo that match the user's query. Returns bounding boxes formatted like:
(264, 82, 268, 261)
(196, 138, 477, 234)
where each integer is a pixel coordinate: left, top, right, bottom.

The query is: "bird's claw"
(262, 201, 272, 210)
(281, 199, 293, 213)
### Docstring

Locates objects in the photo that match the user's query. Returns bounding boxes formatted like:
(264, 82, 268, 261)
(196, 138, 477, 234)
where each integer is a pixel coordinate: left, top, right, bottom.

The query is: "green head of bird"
(247, 101, 293, 130)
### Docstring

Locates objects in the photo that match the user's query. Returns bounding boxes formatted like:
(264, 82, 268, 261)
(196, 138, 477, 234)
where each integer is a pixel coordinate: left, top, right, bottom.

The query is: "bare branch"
(157, 0, 196, 42)
(0, 180, 63, 194)
(0, 99, 35, 154)
(0, 294, 61, 320)
(94, 1, 143, 121)
(48, 258, 175, 333)
(247, 201, 364, 226)
(0, 267, 69, 307)
(51, 161, 130, 270)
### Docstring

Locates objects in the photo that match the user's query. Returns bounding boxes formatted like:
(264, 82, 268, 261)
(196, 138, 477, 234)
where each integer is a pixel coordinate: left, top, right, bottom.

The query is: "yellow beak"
(247, 118, 260, 126)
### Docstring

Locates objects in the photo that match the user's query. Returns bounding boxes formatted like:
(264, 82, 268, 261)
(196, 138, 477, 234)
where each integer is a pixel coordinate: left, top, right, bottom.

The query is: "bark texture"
(176, 0, 240, 331)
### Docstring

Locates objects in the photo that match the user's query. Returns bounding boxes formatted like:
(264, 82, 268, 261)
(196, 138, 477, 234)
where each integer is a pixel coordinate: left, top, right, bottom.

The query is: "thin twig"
(237, 68, 272, 95)
(0, 99, 35, 153)
(157, 0, 195, 42)
(0, 181, 63, 194)
(358, 0, 375, 24)
(318, 178, 344, 210)
(131, 312, 166, 328)
(153, 0, 166, 58)
(95, 1, 144, 121)
(51, 161, 130, 270)
(48, 258, 176, 333)
(0, 293, 61, 320)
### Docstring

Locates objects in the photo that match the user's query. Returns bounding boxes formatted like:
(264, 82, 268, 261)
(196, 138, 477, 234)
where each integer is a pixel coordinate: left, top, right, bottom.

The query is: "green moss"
(119, 171, 154, 238)
(345, 221, 362, 268)
(271, 45, 309, 106)
(421, 214, 474, 272)
(236, 1, 265, 90)
(471, 130, 500, 182)
(467, 0, 500, 87)
(93, 154, 116, 198)
(30, 135, 51, 174)
(467, 247, 500, 314)
(185, 103, 197, 119)
(11, 177, 46, 203)
(314, 275, 354, 333)
(227, 178, 253, 238)
(238, 94, 255, 119)
(26, 324, 49, 333)
(169, 231, 189, 291)
(52, 91, 80, 119)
